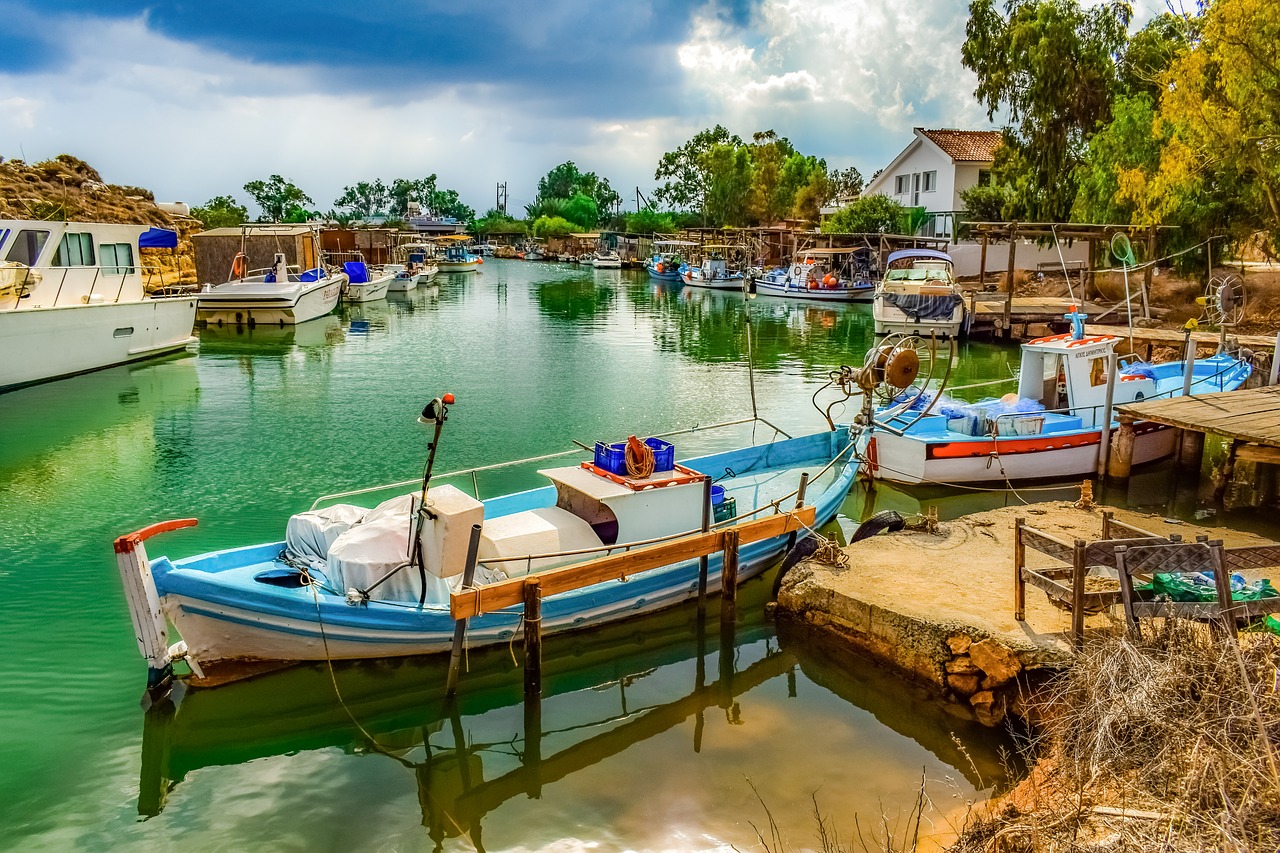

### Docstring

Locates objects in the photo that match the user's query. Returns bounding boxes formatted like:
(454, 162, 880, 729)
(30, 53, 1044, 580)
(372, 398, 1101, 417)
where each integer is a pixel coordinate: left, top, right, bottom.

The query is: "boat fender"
(656, 263, 664, 273)
(850, 510, 906, 543)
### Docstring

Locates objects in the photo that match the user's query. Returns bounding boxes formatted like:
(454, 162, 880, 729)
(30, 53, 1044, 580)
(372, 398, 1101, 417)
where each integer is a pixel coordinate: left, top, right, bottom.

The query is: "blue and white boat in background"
(645, 239, 697, 281)
(115, 407, 856, 681)
(865, 312, 1253, 485)
(680, 245, 746, 291)
(754, 248, 875, 303)
(434, 236, 481, 272)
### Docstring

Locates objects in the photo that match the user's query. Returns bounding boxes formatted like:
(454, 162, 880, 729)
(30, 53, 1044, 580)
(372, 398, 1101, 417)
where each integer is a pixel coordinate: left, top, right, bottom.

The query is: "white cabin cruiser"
(872, 249, 966, 337)
(340, 261, 394, 303)
(197, 227, 344, 326)
(591, 249, 622, 269)
(0, 219, 197, 392)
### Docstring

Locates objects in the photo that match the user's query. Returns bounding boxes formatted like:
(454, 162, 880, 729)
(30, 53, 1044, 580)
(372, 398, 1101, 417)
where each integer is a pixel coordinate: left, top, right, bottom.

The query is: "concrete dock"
(777, 501, 1272, 725)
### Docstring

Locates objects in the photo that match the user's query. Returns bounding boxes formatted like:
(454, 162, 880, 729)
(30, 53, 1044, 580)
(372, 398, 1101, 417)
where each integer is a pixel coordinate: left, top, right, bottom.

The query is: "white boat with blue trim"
(872, 249, 966, 336)
(115, 406, 856, 684)
(753, 248, 876, 302)
(864, 313, 1252, 485)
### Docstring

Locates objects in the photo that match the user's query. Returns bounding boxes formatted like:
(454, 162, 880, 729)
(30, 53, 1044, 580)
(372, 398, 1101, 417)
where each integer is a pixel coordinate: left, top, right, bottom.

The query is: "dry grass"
(949, 620, 1280, 853)
(0, 154, 172, 226)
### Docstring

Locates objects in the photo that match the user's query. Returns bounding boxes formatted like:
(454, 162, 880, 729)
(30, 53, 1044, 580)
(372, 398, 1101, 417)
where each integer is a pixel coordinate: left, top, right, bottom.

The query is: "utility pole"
(495, 182, 508, 215)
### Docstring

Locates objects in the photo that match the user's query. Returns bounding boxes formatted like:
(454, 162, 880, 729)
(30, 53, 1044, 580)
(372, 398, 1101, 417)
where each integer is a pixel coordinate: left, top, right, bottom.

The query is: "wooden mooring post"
(697, 478, 711, 615)
(1107, 416, 1136, 482)
(445, 523, 484, 695)
(721, 529, 740, 606)
(786, 473, 809, 552)
(523, 577, 542, 698)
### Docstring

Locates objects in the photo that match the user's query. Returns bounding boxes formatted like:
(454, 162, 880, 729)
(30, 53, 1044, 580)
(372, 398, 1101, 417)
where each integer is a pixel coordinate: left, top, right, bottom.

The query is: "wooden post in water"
(697, 478, 711, 615)
(786, 473, 809, 552)
(445, 523, 484, 695)
(978, 234, 988, 291)
(523, 578, 542, 698)
(1178, 429, 1206, 474)
(721, 529, 740, 604)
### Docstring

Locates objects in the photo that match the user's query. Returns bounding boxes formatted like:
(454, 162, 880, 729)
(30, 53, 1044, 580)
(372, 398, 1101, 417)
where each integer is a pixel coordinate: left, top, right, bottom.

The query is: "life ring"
(229, 252, 247, 280)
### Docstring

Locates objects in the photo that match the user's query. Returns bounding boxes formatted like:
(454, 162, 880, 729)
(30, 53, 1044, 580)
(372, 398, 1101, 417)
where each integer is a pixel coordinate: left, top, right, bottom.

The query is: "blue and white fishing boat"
(753, 249, 875, 303)
(680, 246, 746, 291)
(862, 311, 1253, 485)
(645, 240, 697, 281)
(116, 405, 857, 684)
(434, 237, 481, 272)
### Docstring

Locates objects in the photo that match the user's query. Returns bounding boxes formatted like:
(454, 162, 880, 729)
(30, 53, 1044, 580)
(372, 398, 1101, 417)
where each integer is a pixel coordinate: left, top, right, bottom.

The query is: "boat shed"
(320, 227, 399, 265)
(193, 225, 318, 286)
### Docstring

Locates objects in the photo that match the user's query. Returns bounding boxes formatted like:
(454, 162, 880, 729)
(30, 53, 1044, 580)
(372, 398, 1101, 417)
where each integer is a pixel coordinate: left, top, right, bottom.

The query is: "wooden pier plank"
(450, 506, 816, 619)
(1115, 386, 1280, 447)
(1084, 324, 1276, 351)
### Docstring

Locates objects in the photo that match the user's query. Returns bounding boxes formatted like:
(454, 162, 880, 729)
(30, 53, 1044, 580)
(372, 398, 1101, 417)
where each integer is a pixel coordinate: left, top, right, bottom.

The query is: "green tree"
(702, 143, 754, 226)
(472, 208, 527, 235)
(243, 175, 313, 223)
(561, 192, 599, 229)
(190, 195, 247, 229)
(960, 183, 1014, 221)
(781, 153, 829, 221)
(531, 216, 578, 238)
(821, 195, 909, 234)
(623, 209, 677, 234)
(334, 179, 391, 218)
(654, 125, 743, 217)
(961, 0, 1131, 221)
(747, 130, 794, 224)
(1071, 94, 1160, 224)
(535, 161, 621, 218)
(1143, 0, 1280, 252)
(827, 166, 865, 202)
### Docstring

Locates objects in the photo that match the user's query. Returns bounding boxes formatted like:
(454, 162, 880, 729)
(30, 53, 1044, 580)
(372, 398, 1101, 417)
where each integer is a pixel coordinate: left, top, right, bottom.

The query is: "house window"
(978, 169, 993, 187)
(923, 171, 937, 192)
(99, 243, 135, 276)
(53, 232, 95, 266)
(5, 229, 50, 266)
(894, 175, 910, 195)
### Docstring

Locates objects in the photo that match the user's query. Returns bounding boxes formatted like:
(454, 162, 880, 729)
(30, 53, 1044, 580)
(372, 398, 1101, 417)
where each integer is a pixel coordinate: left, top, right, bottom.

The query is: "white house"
(863, 128, 1002, 239)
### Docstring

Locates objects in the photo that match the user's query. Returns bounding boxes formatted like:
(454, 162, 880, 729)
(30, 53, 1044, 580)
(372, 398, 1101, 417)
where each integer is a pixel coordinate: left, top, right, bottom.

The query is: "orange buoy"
(476, 257, 484, 265)
(656, 262, 664, 273)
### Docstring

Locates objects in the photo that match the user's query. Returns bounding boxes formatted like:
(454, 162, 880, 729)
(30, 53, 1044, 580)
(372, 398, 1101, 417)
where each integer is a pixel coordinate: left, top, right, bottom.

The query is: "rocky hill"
(0, 154, 177, 226)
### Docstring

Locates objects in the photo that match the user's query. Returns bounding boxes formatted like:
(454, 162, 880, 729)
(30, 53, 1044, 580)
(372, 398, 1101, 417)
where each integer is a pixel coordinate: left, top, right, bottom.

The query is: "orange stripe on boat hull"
(924, 422, 1169, 460)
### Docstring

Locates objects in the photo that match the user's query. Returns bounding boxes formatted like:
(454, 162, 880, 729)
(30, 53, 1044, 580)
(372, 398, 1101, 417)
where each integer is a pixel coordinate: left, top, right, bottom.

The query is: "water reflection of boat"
(196, 314, 344, 352)
(343, 300, 390, 337)
(136, 578, 1006, 847)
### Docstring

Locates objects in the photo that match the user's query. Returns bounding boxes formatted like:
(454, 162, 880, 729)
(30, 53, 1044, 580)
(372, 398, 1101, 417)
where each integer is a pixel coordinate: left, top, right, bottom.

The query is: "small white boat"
(872, 249, 966, 337)
(753, 248, 875, 302)
(577, 252, 594, 265)
(389, 243, 439, 290)
(340, 261, 394, 302)
(519, 244, 546, 261)
(0, 219, 197, 392)
(592, 250, 622, 269)
(680, 246, 744, 290)
(864, 318, 1253, 485)
(197, 227, 344, 326)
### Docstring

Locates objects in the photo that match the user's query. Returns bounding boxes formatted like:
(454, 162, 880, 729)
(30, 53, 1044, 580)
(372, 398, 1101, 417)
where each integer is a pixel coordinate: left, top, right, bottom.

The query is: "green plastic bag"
(1147, 573, 1279, 603)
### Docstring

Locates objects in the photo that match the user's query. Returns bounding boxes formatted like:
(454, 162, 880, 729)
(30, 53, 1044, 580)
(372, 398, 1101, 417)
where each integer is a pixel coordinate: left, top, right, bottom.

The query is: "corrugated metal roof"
(918, 129, 1003, 162)
(195, 225, 314, 238)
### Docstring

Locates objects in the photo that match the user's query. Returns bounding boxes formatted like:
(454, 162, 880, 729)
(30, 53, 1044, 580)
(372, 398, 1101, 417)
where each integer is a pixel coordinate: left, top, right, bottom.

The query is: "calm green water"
(0, 261, 1033, 851)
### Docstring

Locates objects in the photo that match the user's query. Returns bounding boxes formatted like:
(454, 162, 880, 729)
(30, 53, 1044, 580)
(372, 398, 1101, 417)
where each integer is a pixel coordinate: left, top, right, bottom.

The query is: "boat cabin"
(0, 220, 160, 310)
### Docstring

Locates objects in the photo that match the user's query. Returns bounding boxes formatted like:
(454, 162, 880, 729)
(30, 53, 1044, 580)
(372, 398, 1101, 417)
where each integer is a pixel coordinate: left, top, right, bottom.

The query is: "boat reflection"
(196, 314, 345, 353)
(532, 276, 616, 324)
(137, 577, 1009, 848)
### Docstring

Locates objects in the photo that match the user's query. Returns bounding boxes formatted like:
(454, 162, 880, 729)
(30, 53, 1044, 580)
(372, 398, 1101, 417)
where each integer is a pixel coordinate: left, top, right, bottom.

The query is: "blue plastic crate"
(593, 441, 627, 475)
(646, 437, 674, 472)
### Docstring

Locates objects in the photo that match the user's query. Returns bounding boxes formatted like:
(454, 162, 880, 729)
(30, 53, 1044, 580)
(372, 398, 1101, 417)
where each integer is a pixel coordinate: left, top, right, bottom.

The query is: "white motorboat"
(388, 243, 439, 291)
(0, 219, 197, 392)
(340, 261, 394, 303)
(680, 245, 745, 290)
(434, 236, 481, 272)
(872, 249, 966, 337)
(197, 227, 344, 326)
(591, 250, 622, 269)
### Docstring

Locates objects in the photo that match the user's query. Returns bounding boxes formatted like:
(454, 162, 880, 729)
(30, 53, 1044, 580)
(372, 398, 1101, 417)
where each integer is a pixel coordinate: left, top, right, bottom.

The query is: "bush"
(531, 216, 577, 238)
(821, 194, 909, 234)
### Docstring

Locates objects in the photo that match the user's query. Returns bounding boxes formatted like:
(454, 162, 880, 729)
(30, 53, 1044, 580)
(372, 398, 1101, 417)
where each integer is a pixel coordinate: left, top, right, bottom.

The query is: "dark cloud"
(7, 1, 763, 117)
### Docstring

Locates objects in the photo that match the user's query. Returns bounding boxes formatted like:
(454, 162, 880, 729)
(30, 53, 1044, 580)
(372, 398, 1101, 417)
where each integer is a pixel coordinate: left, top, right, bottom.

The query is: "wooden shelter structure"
(192, 224, 318, 286)
(320, 227, 399, 265)
(966, 222, 1177, 338)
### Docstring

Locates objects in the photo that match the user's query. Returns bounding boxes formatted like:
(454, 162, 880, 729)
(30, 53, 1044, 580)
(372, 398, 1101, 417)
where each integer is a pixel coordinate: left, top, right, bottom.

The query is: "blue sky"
(1, 0, 1158, 217)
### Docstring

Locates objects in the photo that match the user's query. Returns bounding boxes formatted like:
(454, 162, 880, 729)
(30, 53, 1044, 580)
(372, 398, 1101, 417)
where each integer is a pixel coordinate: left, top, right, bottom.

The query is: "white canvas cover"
(284, 503, 367, 566)
(326, 493, 452, 603)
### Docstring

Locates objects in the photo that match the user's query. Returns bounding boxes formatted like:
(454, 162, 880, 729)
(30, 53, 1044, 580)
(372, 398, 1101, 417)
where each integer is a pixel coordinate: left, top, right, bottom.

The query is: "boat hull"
(683, 271, 744, 290)
(755, 278, 872, 302)
(646, 264, 681, 281)
(145, 431, 857, 665)
(867, 422, 1175, 485)
(342, 273, 392, 303)
(872, 294, 965, 336)
(197, 277, 344, 326)
(0, 296, 197, 392)
(437, 260, 479, 273)
(592, 259, 622, 269)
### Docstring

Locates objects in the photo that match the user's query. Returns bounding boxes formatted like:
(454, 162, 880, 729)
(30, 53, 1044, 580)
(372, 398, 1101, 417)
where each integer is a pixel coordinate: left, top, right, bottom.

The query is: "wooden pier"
(968, 296, 1106, 338)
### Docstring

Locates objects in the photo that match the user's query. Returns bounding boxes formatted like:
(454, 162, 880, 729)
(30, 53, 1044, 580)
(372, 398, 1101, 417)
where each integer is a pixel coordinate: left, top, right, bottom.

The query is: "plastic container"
(593, 441, 627, 475)
(710, 484, 726, 505)
(713, 495, 737, 523)
(646, 437, 674, 472)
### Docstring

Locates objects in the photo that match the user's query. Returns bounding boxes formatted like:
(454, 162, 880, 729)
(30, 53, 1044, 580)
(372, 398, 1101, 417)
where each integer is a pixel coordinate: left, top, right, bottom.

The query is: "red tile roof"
(918, 128, 1003, 162)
